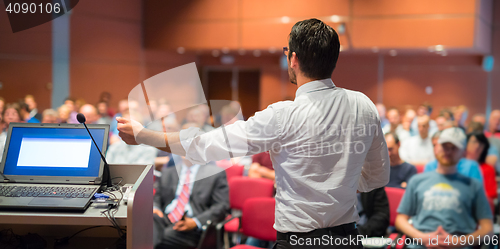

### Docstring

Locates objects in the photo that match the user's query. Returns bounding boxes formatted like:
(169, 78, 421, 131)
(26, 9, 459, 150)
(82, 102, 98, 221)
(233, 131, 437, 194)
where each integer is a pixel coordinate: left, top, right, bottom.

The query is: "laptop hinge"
(3, 179, 10, 182)
(89, 181, 95, 185)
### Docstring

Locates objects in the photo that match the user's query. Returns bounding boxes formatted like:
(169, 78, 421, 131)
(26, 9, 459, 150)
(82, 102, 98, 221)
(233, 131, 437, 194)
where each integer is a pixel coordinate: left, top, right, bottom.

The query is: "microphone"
(77, 113, 112, 188)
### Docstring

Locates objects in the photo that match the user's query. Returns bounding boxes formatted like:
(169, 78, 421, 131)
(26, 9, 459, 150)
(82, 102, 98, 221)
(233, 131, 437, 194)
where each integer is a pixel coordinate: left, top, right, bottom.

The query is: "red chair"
(217, 177, 275, 248)
(230, 198, 276, 249)
(415, 164, 425, 173)
(385, 187, 406, 249)
(225, 165, 245, 183)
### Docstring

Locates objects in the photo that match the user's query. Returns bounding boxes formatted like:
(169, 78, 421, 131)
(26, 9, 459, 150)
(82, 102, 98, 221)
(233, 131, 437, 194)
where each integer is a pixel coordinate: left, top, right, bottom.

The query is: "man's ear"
(290, 52, 299, 70)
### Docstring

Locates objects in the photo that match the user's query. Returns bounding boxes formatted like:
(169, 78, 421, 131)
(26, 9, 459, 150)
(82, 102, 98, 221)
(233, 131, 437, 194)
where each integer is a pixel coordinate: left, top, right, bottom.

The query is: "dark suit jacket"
(358, 187, 390, 237)
(154, 163, 230, 226)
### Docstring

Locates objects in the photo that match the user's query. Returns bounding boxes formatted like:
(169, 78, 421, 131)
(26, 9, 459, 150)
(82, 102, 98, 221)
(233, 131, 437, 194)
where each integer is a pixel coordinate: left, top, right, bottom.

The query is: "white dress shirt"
(399, 135, 435, 165)
(179, 79, 390, 233)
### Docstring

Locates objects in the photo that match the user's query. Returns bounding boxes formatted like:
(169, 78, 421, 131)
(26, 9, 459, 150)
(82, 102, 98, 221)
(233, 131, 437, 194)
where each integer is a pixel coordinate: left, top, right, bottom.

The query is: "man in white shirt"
(117, 18, 389, 249)
(399, 115, 435, 165)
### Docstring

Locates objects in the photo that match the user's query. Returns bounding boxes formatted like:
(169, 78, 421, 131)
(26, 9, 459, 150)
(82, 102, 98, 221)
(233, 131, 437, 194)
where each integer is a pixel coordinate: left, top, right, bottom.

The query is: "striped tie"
(168, 169, 191, 223)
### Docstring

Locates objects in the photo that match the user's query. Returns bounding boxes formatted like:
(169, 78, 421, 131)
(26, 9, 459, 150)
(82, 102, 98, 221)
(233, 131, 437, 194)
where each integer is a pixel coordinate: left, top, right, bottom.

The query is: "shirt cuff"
(192, 217, 202, 230)
(179, 127, 202, 153)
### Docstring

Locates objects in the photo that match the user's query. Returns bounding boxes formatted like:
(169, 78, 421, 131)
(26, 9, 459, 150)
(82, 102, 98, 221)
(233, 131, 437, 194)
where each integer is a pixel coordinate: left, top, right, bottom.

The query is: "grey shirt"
(398, 171, 492, 234)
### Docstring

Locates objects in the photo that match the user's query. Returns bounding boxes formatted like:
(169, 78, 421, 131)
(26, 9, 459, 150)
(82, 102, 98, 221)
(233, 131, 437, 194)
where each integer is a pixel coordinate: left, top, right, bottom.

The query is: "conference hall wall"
(1, 0, 499, 119)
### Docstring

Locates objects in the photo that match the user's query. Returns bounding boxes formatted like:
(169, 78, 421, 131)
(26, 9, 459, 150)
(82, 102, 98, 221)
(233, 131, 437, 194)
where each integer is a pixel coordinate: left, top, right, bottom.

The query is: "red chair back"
(241, 197, 276, 242)
(415, 164, 425, 173)
(229, 177, 275, 210)
(385, 187, 406, 226)
(225, 165, 244, 183)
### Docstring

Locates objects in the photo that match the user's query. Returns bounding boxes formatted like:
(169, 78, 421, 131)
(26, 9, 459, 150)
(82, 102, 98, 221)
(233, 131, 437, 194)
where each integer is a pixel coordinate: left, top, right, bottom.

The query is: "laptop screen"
(2, 125, 107, 178)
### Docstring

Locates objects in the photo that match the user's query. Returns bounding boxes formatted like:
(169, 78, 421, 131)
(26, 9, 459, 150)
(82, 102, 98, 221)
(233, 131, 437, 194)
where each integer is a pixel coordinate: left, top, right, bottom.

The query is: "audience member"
(24, 95, 42, 121)
(439, 108, 454, 121)
(395, 127, 493, 248)
(186, 105, 213, 132)
(399, 115, 435, 165)
(465, 132, 497, 199)
(435, 115, 454, 131)
(248, 151, 275, 180)
(472, 113, 486, 126)
(155, 117, 180, 171)
(98, 91, 116, 117)
(398, 109, 415, 142)
(0, 103, 23, 161)
(96, 101, 112, 125)
(467, 121, 500, 172)
(0, 97, 5, 114)
(385, 133, 417, 189)
(106, 140, 158, 165)
(79, 104, 101, 124)
(153, 153, 229, 249)
(486, 109, 500, 139)
(64, 97, 79, 123)
(410, 104, 438, 137)
(376, 103, 389, 128)
(453, 105, 468, 130)
(382, 108, 400, 134)
(19, 102, 39, 123)
(110, 99, 129, 137)
(41, 109, 59, 124)
(424, 131, 483, 183)
(57, 104, 71, 123)
(356, 187, 390, 237)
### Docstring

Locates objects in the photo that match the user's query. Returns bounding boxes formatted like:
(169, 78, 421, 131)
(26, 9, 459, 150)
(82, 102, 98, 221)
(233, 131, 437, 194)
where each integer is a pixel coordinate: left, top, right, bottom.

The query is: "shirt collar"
(295, 78, 336, 98)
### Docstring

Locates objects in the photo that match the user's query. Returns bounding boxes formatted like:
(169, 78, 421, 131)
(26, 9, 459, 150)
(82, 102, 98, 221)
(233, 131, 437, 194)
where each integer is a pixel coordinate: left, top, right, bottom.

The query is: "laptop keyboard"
(0, 186, 97, 198)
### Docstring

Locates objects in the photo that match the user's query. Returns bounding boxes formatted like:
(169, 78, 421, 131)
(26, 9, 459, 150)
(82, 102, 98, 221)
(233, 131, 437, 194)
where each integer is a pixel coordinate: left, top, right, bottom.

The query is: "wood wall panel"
(240, 0, 350, 19)
(352, 0, 476, 16)
(352, 18, 475, 48)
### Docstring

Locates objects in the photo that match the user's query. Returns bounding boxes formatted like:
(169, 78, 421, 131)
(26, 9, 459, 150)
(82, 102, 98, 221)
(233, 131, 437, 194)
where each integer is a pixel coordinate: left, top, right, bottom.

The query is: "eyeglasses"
(283, 47, 288, 56)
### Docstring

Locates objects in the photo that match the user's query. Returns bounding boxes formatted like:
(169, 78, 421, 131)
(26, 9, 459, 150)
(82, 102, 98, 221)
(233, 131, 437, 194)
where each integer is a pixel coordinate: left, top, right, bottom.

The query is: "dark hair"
(288, 18, 340, 79)
(467, 122, 484, 134)
(466, 132, 490, 164)
(385, 132, 400, 144)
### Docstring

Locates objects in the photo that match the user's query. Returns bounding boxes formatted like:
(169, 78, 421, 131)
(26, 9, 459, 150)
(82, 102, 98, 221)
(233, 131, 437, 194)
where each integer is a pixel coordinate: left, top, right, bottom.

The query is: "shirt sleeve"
(357, 122, 391, 192)
(179, 105, 282, 165)
(469, 161, 484, 184)
(397, 177, 417, 216)
(473, 183, 493, 220)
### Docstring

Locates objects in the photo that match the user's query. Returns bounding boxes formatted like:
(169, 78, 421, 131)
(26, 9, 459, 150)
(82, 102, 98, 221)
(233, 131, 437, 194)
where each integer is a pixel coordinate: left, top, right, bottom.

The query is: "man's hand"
(172, 217, 197, 232)
(153, 208, 164, 218)
(117, 117, 143, 145)
(421, 226, 452, 248)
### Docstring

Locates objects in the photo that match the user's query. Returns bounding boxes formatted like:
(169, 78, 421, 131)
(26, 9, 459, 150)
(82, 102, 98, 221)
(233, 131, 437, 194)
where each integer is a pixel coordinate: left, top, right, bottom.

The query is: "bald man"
(79, 104, 101, 124)
(399, 115, 435, 165)
(486, 110, 500, 139)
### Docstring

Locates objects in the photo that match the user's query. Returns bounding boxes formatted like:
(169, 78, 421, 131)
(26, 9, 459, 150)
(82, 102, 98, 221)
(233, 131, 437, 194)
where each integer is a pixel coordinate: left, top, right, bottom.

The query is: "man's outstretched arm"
(116, 104, 281, 164)
(116, 117, 186, 155)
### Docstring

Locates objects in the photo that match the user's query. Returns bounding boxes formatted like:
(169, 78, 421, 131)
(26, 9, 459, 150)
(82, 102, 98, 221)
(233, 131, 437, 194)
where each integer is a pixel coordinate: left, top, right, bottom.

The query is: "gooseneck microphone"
(77, 113, 112, 188)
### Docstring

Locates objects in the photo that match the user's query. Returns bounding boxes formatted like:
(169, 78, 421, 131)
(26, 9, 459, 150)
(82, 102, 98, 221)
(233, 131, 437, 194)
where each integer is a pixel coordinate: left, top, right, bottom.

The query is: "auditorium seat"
(385, 187, 406, 249)
(229, 197, 276, 249)
(216, 177, 275, 248)
(415, 165, 425, 173)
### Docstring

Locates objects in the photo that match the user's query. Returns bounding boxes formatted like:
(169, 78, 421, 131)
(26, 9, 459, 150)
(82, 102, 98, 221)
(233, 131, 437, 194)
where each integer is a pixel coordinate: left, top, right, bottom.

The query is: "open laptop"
(0, 123, 109, 211)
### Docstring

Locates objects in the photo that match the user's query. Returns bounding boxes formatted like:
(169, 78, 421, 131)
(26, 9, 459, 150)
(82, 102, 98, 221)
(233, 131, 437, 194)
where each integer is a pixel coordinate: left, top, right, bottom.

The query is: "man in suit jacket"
(153, 157, 229, 249)
(357, 187, 390, 237)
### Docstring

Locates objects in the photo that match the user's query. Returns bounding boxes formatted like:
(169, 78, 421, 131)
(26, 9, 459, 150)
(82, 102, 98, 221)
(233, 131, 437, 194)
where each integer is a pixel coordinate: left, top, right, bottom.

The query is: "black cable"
(54, 225, 124, 247)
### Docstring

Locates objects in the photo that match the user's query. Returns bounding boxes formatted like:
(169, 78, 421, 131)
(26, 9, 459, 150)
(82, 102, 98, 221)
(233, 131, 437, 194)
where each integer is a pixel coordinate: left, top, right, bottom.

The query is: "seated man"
(399, 115, 435, 165)
(395, 128, 493, 248)
(385, 133, 417, 189)
(356, 187, 390, 237)
(153, 151, 229, 249)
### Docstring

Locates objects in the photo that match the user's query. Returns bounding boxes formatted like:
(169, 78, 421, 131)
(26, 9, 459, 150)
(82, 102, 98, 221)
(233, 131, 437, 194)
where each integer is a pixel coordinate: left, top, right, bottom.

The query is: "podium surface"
(0, 164, 153, 249)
